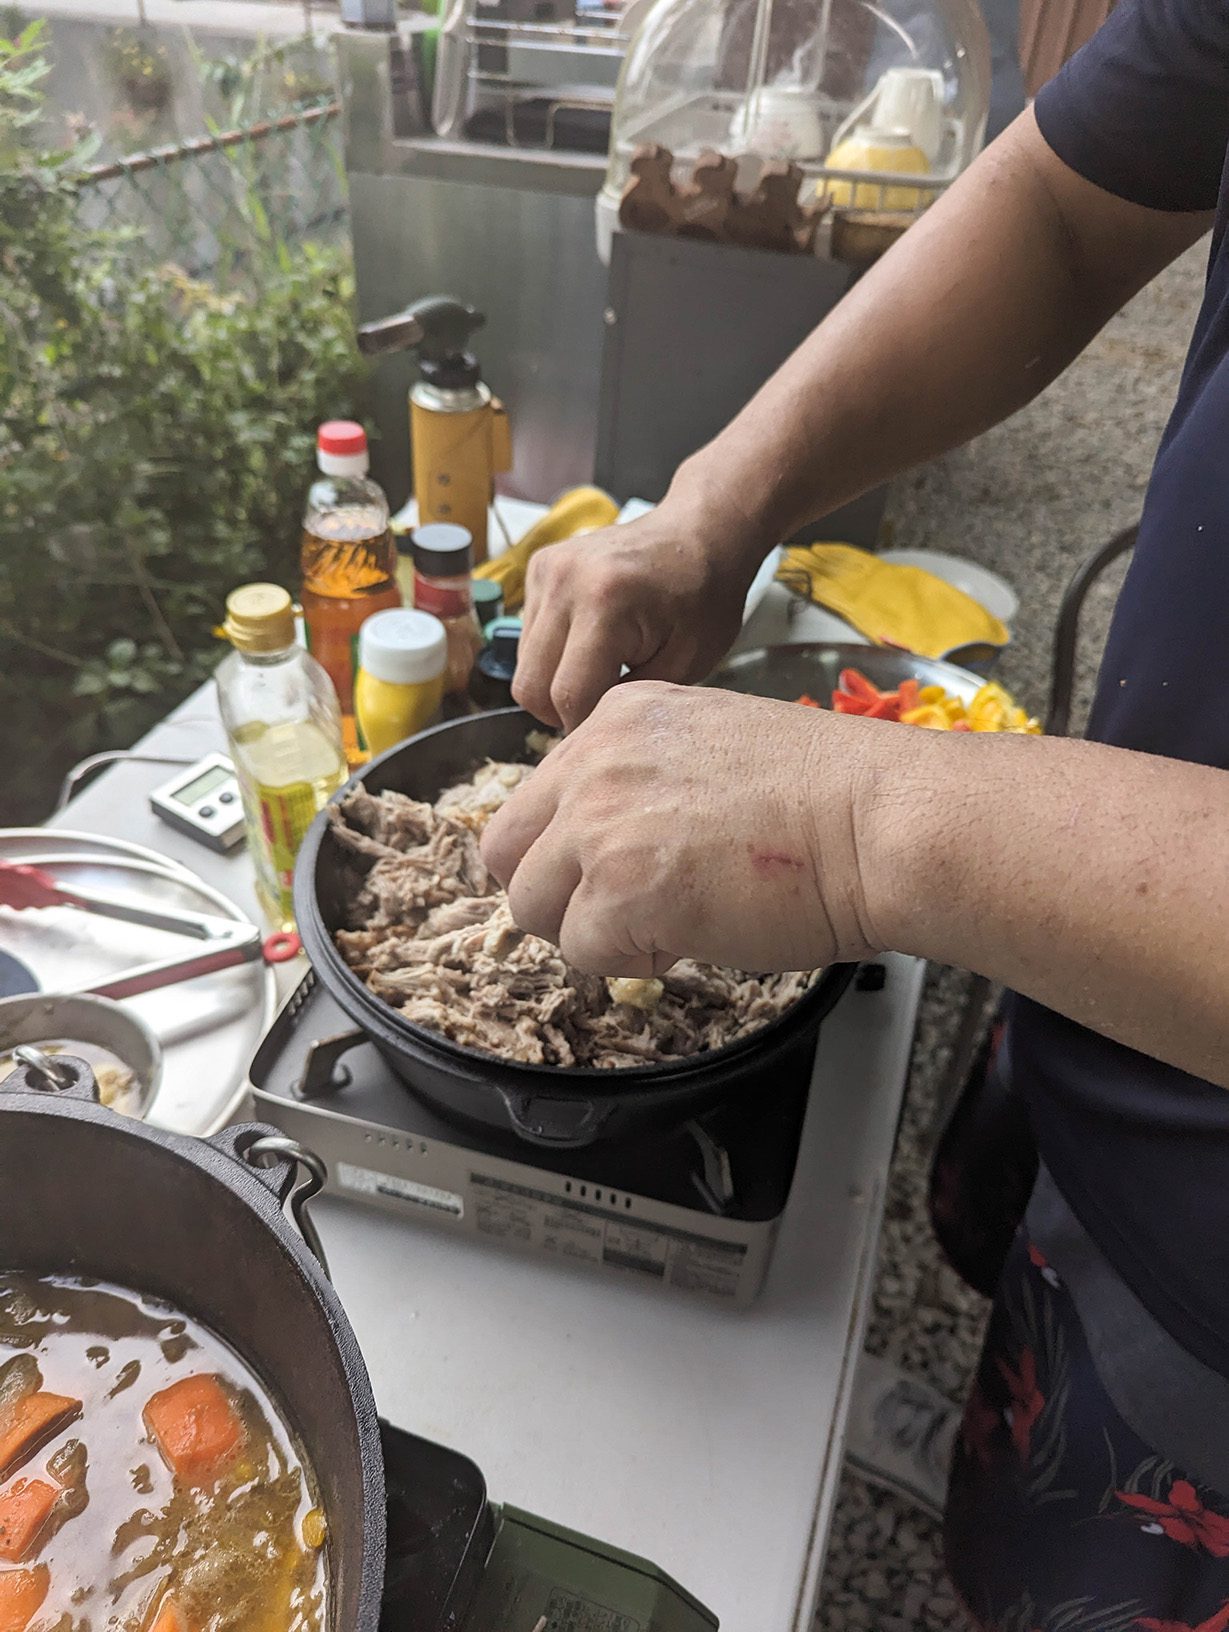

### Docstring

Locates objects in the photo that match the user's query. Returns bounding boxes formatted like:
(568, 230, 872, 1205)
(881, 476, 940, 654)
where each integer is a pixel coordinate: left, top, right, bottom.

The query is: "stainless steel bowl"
(0, 992, 162, 1119)
(711, 641, 987, 705)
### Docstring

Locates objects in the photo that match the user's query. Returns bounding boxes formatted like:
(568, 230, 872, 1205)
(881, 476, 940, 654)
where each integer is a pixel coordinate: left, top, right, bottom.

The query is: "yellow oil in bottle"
(216, 583, 349, 936)
(230, 718, 348, 933)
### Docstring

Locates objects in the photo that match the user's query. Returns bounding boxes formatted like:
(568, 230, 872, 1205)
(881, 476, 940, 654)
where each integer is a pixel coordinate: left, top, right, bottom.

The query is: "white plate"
(0, 830, 274, 1136)
(877, 549, 1019, 625)
(743, 545, 784, 623)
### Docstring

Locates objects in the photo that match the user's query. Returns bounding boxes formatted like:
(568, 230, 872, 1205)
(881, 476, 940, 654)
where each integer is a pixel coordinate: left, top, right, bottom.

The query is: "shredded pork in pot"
(330, 758, 817, 1069)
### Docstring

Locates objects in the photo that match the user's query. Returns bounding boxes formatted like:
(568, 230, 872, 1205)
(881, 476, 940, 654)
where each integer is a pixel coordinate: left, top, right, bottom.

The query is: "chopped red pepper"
(819, 670, 912, 722)
(838, 668, 880, 702)
(831, 692, 863, 714)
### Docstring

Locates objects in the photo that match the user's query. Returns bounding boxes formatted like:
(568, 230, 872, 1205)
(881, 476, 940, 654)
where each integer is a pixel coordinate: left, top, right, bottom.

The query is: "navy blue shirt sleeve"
(1034, 0, 1229, 213)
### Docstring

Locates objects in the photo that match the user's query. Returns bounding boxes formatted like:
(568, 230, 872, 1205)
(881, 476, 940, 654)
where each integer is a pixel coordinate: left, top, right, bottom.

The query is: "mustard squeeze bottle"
(354, 609, 447, 758)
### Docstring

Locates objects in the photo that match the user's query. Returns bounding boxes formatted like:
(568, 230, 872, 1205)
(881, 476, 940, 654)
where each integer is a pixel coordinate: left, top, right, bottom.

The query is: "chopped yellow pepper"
(901, 681, 1041, 734)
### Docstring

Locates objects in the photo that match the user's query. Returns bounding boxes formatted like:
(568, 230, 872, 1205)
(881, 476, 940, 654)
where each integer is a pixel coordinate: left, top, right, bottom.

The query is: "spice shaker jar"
(410, 523, 484, 695)
(471, 578, 504, 630)
(468, 618, 521, 713)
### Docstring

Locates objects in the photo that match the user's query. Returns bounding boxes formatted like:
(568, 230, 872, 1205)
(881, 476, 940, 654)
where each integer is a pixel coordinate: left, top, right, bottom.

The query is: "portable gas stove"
(249, 969, 871, 1306)
(381, 1421, 715, 1631)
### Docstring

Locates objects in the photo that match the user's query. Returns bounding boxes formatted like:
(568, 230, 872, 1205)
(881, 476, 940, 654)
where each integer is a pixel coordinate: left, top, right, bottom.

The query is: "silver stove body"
(248, 974, 830, 1307)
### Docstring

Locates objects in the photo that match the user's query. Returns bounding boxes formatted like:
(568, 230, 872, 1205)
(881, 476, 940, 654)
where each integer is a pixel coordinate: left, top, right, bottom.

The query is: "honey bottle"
(300, 421, 402, 765)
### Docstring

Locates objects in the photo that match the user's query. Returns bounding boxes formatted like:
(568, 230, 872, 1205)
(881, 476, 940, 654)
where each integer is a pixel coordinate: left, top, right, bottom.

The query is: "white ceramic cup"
(731, 88, 826, 161)
(872, 68, 945, 164)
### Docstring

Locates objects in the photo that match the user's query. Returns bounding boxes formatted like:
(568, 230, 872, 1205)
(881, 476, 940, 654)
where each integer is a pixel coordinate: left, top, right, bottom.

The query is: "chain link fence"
(74, 97, 348, 285)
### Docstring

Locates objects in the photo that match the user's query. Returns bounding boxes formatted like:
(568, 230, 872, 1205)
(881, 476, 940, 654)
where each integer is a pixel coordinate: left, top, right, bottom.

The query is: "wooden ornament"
(793, 192, 829, 254)
(618, 144, 682, 236)
(727, 160, 827, 255)
(675, 148, 737, 241)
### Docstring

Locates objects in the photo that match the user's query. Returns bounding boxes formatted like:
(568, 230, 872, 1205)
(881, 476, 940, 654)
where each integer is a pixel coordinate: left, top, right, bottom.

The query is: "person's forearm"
(668, 111, 1209, 566)
(858, 730, 1229, 1086)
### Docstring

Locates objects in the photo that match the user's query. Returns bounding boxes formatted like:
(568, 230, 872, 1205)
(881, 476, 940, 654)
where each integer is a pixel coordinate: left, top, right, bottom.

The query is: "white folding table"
(47, 540, 923, 1631)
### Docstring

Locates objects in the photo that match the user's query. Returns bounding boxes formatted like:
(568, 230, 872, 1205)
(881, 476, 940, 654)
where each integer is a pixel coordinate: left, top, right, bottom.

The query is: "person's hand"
(481, 681, 890, 977)
(512, 504, 767, 733)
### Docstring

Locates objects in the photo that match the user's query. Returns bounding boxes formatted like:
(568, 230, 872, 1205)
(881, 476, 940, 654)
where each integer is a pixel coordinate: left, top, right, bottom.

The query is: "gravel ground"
(814, 242, 1209, 1629)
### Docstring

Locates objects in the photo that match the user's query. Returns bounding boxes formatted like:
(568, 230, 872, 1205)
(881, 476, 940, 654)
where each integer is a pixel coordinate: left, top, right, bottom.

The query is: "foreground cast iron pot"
(295, 707, 854, 1150)
(0, 1059, 385, 1632)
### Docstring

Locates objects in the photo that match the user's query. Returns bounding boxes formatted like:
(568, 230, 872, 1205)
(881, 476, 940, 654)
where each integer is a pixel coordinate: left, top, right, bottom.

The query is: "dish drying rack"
(432, 0, 634, 145)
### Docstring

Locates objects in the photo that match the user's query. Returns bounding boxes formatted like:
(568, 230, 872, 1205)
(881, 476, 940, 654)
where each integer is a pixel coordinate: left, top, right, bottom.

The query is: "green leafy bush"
(0, 22, 365, 822)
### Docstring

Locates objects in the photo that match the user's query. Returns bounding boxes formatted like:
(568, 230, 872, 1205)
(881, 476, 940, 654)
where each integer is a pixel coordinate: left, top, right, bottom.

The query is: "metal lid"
(223, 584, 295, 654)
(411, 524, 473, 577)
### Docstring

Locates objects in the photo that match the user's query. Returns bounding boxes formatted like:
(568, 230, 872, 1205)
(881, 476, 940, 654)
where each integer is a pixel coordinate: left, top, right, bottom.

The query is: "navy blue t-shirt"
(1012, 0, 1229, 1374)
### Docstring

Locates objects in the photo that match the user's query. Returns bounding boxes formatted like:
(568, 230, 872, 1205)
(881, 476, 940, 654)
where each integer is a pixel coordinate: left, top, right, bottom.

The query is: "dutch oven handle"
(497, 1088, 614, 1148)
(2, 1050, 99, 1103)
(1, 1056, 335, 1286)
(212, 1126, 333, 1284)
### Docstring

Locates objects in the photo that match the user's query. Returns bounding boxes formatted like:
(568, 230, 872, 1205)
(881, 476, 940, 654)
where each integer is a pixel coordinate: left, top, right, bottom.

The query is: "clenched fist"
(481, 681, 893, 977)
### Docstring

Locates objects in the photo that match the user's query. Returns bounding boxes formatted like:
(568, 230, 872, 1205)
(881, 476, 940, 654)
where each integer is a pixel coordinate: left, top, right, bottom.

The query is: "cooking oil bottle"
(216, 583, 348, 933)
(301, 421, 402, 765)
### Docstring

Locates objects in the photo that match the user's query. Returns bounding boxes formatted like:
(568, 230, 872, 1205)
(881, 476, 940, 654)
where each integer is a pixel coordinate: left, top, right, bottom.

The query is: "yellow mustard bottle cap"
(223, 583, 296, 654)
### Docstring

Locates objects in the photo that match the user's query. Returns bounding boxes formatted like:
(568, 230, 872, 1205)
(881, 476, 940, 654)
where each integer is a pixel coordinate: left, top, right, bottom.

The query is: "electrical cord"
(55, 752, 197, 814)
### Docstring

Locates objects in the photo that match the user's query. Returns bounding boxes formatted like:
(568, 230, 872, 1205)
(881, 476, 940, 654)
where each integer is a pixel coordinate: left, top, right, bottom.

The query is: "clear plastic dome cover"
(603, 0, 991, 206)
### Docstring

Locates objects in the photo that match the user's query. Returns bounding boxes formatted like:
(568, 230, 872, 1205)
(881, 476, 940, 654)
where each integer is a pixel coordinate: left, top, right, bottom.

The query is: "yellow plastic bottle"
(354, 608, 448, 758)
(822, 126, 932, 210)
(215, 584, 348, 932)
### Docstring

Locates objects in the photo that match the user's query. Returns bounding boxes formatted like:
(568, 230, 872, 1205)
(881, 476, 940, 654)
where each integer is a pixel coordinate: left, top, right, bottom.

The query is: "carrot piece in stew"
(0, 1482, 58, 1563)
(0, 1565, 49, 1632)
(148, 1594, 191, 1632)
(143, 1375, 244, 1486)
(0, 1395, 81, 1482)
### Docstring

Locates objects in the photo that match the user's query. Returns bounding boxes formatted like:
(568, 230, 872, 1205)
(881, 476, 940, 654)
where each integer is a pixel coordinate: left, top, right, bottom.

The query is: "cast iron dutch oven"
(0, 1056, 385, 1632)
(295, 706, 854, 1150)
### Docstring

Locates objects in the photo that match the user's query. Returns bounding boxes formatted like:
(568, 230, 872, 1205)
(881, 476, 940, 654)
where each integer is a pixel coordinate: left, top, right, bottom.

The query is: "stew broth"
(0, 1274, 328, 1632)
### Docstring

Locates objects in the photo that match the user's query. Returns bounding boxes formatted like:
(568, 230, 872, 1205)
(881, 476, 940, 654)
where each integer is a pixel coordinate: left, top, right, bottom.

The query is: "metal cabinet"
(338, 30, 886, 544)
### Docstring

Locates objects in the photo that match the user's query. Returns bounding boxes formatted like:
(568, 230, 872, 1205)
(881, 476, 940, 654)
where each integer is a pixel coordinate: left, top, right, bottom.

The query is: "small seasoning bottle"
(392, 529, 416, 608)
(354, 609, 448, 757)
(470, 577, 504, 631)
(469, 618, 521, 713)
(410, 523, 483, 695)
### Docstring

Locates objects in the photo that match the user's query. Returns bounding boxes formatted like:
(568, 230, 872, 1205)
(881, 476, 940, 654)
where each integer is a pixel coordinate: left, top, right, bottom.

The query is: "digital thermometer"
(149, 753, 246, 854)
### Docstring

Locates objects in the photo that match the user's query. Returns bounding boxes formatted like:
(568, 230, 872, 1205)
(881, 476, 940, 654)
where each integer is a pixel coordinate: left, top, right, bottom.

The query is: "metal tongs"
(0, 859, 300, 999)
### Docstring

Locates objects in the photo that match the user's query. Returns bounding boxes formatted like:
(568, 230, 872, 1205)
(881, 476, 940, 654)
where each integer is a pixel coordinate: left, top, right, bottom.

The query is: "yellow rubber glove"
(473, 487, 620, 611)
(777, 543, 1009, 660)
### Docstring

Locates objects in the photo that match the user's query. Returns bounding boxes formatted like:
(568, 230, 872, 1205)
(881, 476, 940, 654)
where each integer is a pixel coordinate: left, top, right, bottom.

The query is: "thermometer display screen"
(173, 765, 233, 807)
